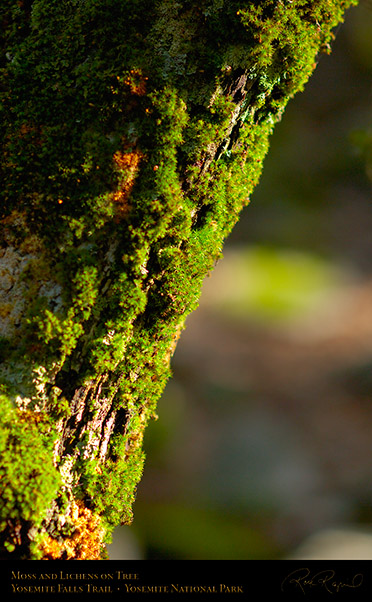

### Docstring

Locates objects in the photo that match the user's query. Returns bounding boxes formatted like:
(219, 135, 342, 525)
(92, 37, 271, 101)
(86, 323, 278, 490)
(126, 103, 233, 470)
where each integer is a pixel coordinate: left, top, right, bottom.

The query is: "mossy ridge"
(0, 0, 357, 558)
(0, 393, 60, 556)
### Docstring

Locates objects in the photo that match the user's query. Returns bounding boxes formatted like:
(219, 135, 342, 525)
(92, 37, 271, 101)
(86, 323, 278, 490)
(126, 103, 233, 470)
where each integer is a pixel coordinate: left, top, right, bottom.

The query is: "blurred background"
(108, 1, 372, 560)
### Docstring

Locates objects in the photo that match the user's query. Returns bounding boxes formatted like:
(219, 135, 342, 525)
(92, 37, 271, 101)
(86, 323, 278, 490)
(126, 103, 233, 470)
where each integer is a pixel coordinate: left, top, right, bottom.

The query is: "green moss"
(0, 394, 60, 552)
(85, 438, 146, 537)
(0, 0, 357, 556)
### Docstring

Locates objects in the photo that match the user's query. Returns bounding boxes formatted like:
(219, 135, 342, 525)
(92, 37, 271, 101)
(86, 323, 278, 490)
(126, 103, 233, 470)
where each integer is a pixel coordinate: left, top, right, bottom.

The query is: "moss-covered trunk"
(0, 0, 356, 559)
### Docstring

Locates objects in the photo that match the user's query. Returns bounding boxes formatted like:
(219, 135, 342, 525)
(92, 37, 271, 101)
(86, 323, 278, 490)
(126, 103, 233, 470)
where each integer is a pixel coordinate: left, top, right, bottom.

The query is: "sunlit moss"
(0, 393, 60, 555)
(0, 0, 357, 557)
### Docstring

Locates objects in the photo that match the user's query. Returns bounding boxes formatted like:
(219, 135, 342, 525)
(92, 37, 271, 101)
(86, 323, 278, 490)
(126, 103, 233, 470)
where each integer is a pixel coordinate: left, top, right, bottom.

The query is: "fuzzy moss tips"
(236, 0, 358, 109)
(84, 430, 146, 536)
(0, 0, 359, 558)
(0, 394, 60, 555)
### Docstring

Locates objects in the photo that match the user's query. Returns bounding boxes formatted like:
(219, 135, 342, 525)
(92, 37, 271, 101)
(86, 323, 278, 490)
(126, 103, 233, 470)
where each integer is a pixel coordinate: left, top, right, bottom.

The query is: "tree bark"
(0, 0, 357, 559)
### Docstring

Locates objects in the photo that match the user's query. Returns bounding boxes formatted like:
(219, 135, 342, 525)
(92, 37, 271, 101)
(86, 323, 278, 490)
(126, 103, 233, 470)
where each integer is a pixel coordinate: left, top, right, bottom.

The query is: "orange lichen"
(39, 500, 105, 560)
(111, 148, 143, 218)
(18, 122, 44, 147)
(0, 303, 13, 319)
(39, 534, 64, 559)
(122, 68, 148, 96)
(19, 123, 36, 136)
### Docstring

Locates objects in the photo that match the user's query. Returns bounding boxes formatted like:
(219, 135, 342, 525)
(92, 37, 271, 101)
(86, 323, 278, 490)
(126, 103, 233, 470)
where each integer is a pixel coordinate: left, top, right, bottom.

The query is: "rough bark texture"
(0, 0, 357, 559)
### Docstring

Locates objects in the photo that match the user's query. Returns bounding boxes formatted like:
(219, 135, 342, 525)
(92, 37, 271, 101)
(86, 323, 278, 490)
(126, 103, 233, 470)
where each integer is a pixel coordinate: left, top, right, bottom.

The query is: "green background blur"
(108, 1, 372, 560)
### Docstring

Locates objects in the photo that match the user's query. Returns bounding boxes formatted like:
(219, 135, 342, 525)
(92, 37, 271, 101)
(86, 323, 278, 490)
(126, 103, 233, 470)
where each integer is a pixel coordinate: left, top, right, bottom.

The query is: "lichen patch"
(111, 148, 144, 217)
(40, 500, 104, 560)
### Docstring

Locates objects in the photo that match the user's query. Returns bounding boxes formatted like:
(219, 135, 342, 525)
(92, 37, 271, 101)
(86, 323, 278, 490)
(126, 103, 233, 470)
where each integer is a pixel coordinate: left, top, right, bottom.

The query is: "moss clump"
(0, 393, 60, 555)
(0, 0, 357, 557)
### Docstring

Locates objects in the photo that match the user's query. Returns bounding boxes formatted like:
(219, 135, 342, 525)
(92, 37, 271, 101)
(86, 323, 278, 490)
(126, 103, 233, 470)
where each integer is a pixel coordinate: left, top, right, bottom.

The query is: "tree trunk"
(0, 0, 357, 559)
